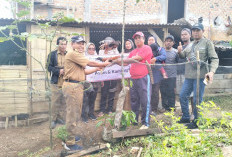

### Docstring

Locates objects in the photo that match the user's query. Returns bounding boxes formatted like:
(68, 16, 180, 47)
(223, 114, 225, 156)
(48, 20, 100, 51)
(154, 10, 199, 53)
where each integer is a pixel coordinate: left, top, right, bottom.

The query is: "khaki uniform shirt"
(179, 38, 219, 79)
(63, 50, 90, 81)
(57, 51, 66, 87)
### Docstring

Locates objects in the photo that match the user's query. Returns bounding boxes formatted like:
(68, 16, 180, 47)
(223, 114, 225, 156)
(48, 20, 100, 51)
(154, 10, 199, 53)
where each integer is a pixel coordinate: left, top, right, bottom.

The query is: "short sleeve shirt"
(63, 50, 89, 81)
(128, 45, 153, 79)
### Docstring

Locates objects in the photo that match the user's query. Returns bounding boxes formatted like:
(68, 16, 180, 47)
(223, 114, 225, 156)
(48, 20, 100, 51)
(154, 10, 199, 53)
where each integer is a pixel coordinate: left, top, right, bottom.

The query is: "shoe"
(177, 118, 190, 124)
(185, 122, 198, 129)
(75, 136, 81, 142)
(66, 144, 83, 151)
(150, 111, 156, 116)
(158, 108, 166, 113)
(56, 118, 65, 125)
(139, 125, 149, 130)
(89, 114, 97, 120)
(98, 112, 104, 117)
(51, 121, 56, 129)
(82, 116, 88, 123)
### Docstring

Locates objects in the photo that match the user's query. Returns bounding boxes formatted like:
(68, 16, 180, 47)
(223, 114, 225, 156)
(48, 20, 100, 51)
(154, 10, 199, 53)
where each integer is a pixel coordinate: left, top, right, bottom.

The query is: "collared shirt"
(179, 38, 219, 79)
(63, 50, 89, 81)
(57, 50, 66, 87)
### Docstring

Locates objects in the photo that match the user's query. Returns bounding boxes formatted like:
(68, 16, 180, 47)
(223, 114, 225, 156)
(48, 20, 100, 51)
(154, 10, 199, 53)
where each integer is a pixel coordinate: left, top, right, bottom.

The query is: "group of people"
(47, 22, 219, 150)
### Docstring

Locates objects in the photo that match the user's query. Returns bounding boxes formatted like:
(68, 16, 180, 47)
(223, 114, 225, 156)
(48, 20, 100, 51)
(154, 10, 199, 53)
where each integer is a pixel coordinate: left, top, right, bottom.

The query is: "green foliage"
(16, 10, 30, 18)
(96, 111, 137, 130)
(123, 79, 133, 87)
(17, 147, 50, 157)
(101, 101, 232, 157)
(229, 40, 232, 47)
(56, 126, 69, 142)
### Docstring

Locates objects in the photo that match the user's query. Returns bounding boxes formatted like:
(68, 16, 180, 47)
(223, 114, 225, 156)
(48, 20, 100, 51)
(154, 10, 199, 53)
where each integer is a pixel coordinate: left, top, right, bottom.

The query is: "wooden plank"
(28, 116, 49, 125)
(67, 144, 108, 157)
(112, 128, 158, 138)
(147, 28, 163, 47)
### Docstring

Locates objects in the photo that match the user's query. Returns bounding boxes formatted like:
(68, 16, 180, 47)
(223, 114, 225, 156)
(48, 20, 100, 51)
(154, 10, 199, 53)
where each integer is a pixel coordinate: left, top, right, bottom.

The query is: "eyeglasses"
(88, 48, 95, 50)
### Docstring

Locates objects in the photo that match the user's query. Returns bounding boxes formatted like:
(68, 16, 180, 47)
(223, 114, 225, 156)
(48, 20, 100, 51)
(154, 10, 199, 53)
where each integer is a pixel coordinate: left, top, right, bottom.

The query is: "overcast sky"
(0, 0, 13, 18)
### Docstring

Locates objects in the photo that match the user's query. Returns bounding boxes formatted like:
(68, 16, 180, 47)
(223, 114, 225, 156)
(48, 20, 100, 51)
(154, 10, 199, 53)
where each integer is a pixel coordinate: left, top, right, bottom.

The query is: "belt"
(65, 79, 80, 83)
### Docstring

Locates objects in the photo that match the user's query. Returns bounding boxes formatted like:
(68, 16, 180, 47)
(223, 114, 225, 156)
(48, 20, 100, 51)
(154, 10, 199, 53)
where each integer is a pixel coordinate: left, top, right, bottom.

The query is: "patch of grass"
(204, 95, 232, 111)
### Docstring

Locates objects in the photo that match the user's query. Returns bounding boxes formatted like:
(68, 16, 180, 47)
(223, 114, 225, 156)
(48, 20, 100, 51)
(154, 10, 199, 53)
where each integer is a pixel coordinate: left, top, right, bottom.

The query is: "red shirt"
(128, 45, 153, 79)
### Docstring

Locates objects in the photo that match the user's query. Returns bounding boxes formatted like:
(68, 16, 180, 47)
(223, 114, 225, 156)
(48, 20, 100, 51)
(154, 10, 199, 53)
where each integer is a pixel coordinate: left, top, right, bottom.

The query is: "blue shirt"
(151, 47, 166, 84)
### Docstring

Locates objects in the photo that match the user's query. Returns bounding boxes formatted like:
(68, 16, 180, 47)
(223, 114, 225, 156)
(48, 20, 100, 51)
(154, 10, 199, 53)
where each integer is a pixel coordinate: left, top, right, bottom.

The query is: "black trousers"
(82, 86, 98, 118)
(100, 80, 117, 113)
(150, 82, 161, 111)
(160, 77, 176, 111)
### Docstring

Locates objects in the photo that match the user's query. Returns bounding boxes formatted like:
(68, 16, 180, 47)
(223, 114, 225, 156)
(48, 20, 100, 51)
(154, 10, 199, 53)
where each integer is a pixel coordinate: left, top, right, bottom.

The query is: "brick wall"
(31, 0, 232, 41)
(186, 0, 232, 41)
(90, 0, 162, 23)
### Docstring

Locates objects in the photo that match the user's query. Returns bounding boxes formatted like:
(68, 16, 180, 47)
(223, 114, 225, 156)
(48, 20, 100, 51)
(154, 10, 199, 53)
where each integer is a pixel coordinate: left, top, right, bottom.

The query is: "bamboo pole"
(196, 51, 200, 119)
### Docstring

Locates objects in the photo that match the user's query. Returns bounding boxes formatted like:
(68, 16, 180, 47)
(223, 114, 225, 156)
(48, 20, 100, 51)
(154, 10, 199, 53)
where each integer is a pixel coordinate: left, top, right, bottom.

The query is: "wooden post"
(5, 117, 9, 129)
(15, 115, 18, 127)
(113, 0, 127, 130)
(114, 87, 129, 130)
(196, 51, 200, 119)
(162, 28, 169, 47)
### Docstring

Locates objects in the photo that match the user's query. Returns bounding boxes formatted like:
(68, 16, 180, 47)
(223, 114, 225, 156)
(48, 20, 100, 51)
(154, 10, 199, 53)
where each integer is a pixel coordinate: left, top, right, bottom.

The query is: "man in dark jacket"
(47, 37, 67, 129)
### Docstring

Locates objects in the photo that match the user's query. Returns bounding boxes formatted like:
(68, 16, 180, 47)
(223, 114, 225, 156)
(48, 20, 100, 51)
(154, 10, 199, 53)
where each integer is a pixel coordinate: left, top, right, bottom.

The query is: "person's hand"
(177, 42, 183, 53)
(205, 72, 214, 83)
(59, 69, 64, 75)
(151, 57, 156, 64)
(101, 81, 104, 87)
(96, 67, 102, 71)
(103, 60, 111, 67)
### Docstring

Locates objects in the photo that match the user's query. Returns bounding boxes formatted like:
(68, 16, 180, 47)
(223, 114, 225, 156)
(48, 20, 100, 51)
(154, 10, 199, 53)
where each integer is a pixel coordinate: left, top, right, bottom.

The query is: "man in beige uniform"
(62, 36, 110, 150)
(47, 37, 67, 129)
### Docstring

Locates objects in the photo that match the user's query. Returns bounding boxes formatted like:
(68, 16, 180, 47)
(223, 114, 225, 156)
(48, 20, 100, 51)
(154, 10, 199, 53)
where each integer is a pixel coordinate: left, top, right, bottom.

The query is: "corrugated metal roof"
(0, 17, 185, 28)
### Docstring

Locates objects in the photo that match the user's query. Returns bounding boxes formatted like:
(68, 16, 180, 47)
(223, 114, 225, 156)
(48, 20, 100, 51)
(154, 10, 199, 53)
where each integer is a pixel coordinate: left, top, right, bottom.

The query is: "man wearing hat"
(115, 31, 153, 129)
(177, 23, 219, 129)
(160, 35, 179, 112)
(62, 35, 110, 150)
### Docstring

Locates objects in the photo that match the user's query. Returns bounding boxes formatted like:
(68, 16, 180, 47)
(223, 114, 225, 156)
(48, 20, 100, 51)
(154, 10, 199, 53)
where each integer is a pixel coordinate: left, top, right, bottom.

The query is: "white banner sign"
(86, 54, 131, 82)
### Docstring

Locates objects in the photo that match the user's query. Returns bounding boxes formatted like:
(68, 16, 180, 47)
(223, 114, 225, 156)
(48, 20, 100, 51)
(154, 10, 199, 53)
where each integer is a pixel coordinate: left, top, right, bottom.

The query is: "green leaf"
(0, 37, 9, 42)
(27, 34, 38, 41)
(0, 26, 7, 31)
(7, 25, 17, 30)
(58, 16, 76, 23)
(16, 10, 30, 18)
(16, 0, 31, 8)
(96, 121, 103, 127)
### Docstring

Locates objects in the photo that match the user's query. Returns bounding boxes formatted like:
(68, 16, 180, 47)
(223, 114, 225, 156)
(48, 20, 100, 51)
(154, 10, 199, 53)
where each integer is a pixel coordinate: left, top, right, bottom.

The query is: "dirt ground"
(1, 102, 232, 157)
(0, 117, 104, 157)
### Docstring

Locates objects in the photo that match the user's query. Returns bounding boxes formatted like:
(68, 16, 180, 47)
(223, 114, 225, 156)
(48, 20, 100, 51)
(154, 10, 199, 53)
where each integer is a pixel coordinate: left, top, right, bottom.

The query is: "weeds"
(99, 101, 232, 157)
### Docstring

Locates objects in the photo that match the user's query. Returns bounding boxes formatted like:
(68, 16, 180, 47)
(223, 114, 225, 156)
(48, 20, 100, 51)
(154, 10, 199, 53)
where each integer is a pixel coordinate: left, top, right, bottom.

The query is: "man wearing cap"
(115, 32, 153, 129)
(160, 35, 179, 111)
(177, 23, 219, 129)
(62, 35, 110, 150)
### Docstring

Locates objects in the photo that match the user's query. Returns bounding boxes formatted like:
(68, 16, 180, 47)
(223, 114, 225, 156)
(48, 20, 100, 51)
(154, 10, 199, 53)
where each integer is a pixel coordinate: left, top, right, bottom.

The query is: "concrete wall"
(205, 74, 232, 94)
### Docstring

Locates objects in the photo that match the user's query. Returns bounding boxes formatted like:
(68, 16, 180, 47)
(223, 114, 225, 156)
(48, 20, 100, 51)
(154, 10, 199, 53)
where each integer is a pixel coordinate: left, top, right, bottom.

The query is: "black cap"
(71, 36, 86, 43)
(165, 35, 174, 41)
(192, 23, 204, 31)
